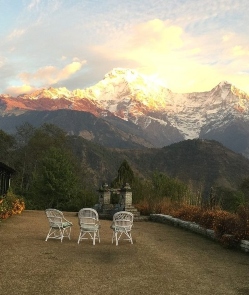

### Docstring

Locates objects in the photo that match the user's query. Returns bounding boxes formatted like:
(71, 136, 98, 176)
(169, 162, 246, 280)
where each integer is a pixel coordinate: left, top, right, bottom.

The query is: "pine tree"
(31, 146, 78, 209)
(112, 160, 135, 188)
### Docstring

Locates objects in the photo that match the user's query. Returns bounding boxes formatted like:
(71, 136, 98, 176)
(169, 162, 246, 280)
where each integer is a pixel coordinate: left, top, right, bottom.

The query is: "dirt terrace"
(1, 210, 249, 295)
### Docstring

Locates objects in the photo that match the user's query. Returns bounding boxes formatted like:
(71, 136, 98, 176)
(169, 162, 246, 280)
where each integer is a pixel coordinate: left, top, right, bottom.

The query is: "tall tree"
(15, 123, 35, 148)
(239, 177, 249, 203)
(151, 171, 191, 202)
(30, 146, 79, 209)
(13, 123, 69, 195)
(13, 123, 36, 194)
(0, 130, 15, 165)
(111, 159, 135, 188)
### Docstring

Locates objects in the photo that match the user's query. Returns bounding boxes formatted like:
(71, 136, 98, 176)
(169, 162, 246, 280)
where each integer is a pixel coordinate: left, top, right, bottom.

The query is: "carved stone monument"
(95, 182, 140, 219)
(119, 182, 132, 207)
(119, 183, 140, 217)
(97, 183, 113, 215)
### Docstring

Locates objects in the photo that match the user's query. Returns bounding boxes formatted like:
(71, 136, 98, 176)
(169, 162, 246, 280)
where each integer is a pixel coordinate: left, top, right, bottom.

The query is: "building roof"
(0, 162, 16, 174)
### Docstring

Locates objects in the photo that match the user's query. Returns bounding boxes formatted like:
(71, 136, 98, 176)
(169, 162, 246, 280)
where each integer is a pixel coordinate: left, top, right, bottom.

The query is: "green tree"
(30, 147, 79, 209)
(151, 172, 190, 203)
(240, 177, 249, 203)
(15, 123, 35, 147)
(13, 123, 36, 194)
(132, 177, 153, 203)
(13, 123, 69, 196)
(111, 159, 135, 188)
(11, 123, 98, 210)
(215, 186, 245, 212)
(0, 129, 15, 165)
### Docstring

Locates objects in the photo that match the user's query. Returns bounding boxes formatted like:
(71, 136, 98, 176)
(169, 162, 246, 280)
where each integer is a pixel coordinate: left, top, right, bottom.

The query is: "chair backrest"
(45, 209, 64, 228)
(78, 208, 99, 226)
(113, 211, 133, 229)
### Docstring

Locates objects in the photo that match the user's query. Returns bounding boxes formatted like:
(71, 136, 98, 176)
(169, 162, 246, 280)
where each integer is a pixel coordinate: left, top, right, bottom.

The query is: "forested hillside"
(1, 123, 249, 212)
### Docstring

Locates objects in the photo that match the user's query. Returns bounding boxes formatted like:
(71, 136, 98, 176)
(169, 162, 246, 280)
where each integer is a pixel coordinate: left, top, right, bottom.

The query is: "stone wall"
(150, 214, 249, 253)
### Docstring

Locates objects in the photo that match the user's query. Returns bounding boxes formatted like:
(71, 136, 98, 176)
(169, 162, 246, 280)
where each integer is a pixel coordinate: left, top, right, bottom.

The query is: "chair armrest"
(62, 221, 72, 228)
(63, 218, 73, 226)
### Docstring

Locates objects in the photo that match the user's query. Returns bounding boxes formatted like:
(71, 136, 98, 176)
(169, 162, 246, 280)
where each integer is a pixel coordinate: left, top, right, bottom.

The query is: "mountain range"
(68, 136, 249, 198)
(1, 68, 249, 156)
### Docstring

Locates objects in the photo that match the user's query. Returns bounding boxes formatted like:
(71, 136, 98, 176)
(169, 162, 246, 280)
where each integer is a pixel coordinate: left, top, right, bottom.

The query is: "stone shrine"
(96, 183, 113, 215)
(95, 182, 140, 219)
(119, 183, 140, 217)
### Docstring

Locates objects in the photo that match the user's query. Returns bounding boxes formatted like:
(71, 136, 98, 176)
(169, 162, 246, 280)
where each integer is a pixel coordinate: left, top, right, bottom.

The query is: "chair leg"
(60, 228, 64, 242)
(67, 227, 71, 240)
(112, 231, 133, 245)
(93, 232, 96, 245)
(78, 230, 100, 245)
(128, 232, 133, 244)
(45, 226, 72, 242)
(78, 230, 85, 244)
(45, 228, 52, 241)
(112, 231, 114, 244)
(125, 230, 133, 244)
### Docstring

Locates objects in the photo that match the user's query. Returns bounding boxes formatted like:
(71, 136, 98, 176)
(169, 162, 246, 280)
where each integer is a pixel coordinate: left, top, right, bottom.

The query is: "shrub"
(134, 199, 153, 216)
(135, 198, 249, 248)
(198, 209, 216, 229)
(0, 191, 25, 220)
(236, 205, 249, 239)
(134, 198, 179, 216)
(171, 205, 203, 223)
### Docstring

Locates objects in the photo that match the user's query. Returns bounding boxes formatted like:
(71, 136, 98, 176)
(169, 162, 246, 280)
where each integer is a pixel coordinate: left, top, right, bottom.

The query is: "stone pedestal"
(96, 183, 113, 217)
(119, 183, 140, 217)
(96, 182, 141, 219)
(98, 183, 111, 206)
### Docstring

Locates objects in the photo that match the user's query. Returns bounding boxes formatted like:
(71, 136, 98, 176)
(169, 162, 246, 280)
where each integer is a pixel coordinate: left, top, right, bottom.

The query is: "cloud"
(92, 16, 249, 93)
(19, 60, 86, 87)
(6, 84, 35, 96)
(232, 46, 249, 57)
(8, 29, 26, 40)
(3, 59, 87, 96)
(26, 0, 62, 13)
(126, 19, 183, 51)
(57, 61, 83, 80)
(1, 0, 249, 95)
(0, 56, 7, 68)
(27, 0, 41, 11)
(93, 19, 208, 91)
(94, 19, 184, 59)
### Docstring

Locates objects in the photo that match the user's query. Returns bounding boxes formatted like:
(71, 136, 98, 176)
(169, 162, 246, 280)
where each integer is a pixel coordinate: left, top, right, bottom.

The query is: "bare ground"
(1, 210, 249, 295)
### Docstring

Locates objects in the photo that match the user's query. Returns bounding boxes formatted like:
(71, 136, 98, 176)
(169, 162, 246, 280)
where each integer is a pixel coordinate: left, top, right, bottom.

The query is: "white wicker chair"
(111, 211, 134, 246)
(45, 209, 73, 242)
(77, 208, 100, 245)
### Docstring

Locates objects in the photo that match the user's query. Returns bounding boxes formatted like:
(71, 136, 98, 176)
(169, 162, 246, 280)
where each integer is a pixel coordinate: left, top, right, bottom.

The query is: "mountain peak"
(104, 68, 169, 89)
(18, 86, 72, 100)
(104, 68, 138, 81)
(1, 68, 249, 158)
(210, 80, 232, 94)
(218, 81, 231, 88)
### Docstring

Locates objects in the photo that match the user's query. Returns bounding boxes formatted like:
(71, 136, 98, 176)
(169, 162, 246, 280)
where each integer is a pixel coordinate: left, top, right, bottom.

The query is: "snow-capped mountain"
(1, 68, 249, 156)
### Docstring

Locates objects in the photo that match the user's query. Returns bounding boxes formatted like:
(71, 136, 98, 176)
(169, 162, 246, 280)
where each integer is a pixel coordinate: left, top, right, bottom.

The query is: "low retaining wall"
(150, 213, 249, 253)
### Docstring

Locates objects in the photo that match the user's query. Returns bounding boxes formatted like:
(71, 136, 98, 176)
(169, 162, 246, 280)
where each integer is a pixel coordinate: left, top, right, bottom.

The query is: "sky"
(0, 0, 249, 96)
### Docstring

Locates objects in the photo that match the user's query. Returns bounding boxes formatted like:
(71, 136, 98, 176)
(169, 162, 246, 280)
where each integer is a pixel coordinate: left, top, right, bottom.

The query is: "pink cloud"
(6, 84, 35, 96)
(19, 60, 86, 87)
